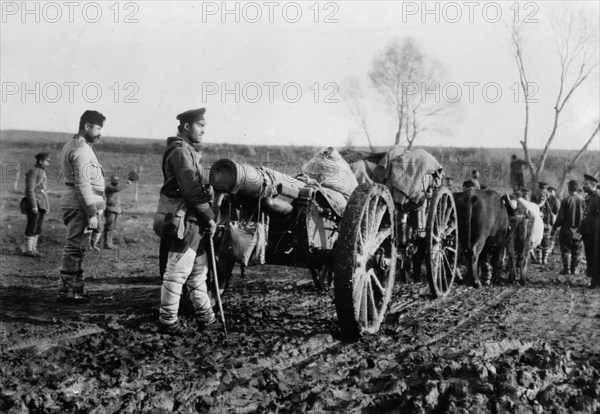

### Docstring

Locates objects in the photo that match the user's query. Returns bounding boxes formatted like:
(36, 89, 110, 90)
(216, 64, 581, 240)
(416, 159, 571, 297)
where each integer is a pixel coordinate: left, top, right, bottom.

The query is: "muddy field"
(1, 197, 600, 413)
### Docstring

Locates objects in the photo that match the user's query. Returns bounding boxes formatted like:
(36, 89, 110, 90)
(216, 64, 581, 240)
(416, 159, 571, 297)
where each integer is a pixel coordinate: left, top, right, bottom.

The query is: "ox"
(453, 189, 532, 286)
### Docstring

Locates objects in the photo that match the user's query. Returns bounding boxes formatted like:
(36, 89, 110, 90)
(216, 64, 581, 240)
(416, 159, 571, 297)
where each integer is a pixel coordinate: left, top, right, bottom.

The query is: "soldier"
(509, 154, 527, 190)
(21, 152, 51, 257)
(546, 186, 561, 256)
(90, 172, 138, 250)
(157, 107, 217, 334)
(58, 110, 106, 304)
(445, 176, 456, 192)
(579, 174, 600, 288)
(533, 182, 553, 265)
(469, 169, 481, 189)
(551, 180, 585, 275)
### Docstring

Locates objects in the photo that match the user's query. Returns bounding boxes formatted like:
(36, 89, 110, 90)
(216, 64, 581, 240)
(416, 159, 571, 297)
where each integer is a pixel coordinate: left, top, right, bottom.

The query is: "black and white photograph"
(1, 1, 599, 412)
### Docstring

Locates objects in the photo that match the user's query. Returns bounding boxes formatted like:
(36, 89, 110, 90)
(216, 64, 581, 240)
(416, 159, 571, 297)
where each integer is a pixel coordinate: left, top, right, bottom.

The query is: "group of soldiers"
(20, 109, 216, 335)
(18, 108, 600, 335)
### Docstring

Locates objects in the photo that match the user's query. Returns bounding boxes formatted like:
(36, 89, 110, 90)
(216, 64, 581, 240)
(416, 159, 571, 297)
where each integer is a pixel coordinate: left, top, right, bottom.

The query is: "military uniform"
(158, 108, 216, 330)
(22, 154, 50, 256)
(552, 192, 585, 274)
(580, 188, 600, 286)
(58, 111, 106, 302)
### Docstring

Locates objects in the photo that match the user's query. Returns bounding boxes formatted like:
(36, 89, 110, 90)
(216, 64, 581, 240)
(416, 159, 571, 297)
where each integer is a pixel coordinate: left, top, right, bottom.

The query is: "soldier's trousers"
(25, 209, 46, 236)
(582, 233, 600, 281)
(104, 212, 118, 231)
(159, 221, 214, 326)
(59, 209, 92, 295)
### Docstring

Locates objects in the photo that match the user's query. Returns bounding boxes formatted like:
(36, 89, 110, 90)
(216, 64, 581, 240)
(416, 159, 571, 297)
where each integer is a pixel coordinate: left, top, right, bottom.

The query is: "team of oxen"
(342, 150, 534, 287)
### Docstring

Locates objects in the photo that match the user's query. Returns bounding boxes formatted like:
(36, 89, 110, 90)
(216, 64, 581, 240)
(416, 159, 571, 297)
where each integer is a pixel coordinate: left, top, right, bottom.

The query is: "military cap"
(34, 152, 50, 162)
(583, 174, 598, 184)
(80, 110, 106, 127)
(520, 187, 530, 194)
(176, 108, 206, 123)
(537, 182, 547, 189)
(547, 186, 556, 192)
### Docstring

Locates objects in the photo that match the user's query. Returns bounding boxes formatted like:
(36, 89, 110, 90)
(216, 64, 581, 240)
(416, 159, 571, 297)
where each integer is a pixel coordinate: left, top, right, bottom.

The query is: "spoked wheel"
(426, 186, 458, 298)
(334, 183, 397, 339)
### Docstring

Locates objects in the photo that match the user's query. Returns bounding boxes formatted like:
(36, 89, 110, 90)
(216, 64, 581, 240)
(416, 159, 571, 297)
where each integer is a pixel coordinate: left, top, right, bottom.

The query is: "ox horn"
(505, 191, 518, 210)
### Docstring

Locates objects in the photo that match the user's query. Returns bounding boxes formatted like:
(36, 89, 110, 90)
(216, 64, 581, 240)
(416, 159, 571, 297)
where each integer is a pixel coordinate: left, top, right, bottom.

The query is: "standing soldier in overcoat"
(551, 180, 585, 275)
(58, 110, 107, 303)
(580, 174, 600, 287)
(157, 107, 217, 334)
(21, 152, 51, 257)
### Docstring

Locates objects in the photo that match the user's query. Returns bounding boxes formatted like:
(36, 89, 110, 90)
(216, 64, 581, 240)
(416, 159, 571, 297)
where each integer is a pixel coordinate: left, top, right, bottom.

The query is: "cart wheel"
(310, 264, 333, 291)
(334, 183, 396, 338)
(426, 186, 458, 298)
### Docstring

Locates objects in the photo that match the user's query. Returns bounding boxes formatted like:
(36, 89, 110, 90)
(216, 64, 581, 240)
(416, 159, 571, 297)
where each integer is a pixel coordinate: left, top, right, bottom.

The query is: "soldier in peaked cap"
(21, 152, 51, 257)
(551, 180, 585, 275)
(580, 174, 600, 287)
(155, 107, 217, 335)
(57, 110, 107, 303)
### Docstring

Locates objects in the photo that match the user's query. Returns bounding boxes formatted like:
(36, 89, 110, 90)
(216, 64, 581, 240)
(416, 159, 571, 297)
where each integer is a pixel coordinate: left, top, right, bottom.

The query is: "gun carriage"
(209, 147, 458, 338)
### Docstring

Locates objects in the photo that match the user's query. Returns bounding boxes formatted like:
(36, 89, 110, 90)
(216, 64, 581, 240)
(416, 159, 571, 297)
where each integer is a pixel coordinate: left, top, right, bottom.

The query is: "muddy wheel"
(334, 183, 396, 339)
(310, 264, 333, 291)
(426, 186, 458, 298)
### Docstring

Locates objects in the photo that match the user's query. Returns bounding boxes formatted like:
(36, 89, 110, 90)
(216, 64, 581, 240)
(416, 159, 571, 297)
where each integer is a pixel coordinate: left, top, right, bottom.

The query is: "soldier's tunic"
(159, 136, 215, 326)
(552, 193, 585, 271)
(59, 135, 105, 296)
(24, 164, 50, 236)
(580, 192, 600, 283)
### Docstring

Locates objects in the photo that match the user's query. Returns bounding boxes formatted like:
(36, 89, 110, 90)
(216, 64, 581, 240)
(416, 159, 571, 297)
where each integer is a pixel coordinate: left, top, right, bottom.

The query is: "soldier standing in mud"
(551, 180, 585, 275)
(57, 110, 107, 304)
(533, 182, 553, 265)
(579, 174, 600, 288)
(21, 152, 51, 257)
(157, 108, 217, 334)
(90, 173, 138, 250)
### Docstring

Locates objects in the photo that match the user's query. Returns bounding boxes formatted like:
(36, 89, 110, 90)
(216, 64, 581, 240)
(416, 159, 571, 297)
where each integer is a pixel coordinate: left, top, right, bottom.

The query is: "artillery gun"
(209, 147, 458, 339)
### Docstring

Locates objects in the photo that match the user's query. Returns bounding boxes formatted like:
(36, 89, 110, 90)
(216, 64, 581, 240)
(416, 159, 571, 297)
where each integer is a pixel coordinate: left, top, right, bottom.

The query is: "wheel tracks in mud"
(211, 285, 521, 403)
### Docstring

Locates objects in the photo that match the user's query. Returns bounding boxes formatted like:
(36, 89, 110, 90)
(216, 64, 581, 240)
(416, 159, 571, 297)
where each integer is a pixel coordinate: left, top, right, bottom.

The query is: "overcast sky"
(1, 1, 599, 150)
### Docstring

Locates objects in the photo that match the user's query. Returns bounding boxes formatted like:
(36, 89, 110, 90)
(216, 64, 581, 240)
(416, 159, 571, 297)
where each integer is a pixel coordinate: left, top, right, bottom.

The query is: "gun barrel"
(209, 159, 305, 199)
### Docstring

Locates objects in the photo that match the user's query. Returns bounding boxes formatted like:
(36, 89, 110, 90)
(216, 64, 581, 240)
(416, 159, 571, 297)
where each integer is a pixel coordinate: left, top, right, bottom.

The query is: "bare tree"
(557, 121, 600, 196)
(369, 37, 453, 148)
(340, 78, 375, 152)
(510, 8, 599, 185)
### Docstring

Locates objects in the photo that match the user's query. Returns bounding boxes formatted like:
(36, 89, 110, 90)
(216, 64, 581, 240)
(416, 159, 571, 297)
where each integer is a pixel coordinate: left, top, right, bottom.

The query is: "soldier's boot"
(22, 236, 38, 257)
(32, 235, 42, 256)
(560, 254, 571, 275)
(541, 249, 549, 266)
(90, 232, 102, 251)
(103, 230, 116, 250)
(481, 263, 493, 286)
(571, 255, 580, 275)
(57, 271, 88, 303)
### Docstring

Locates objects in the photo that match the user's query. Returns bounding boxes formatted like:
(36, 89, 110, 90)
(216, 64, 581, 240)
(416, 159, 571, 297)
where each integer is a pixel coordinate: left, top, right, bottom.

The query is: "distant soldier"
(546, 186, 561, 255)
(58, 110, 106, 304)
(579, 174, 600, 288)
(509, 154, 528, 190)
(21, 152, 51, 257)
(469, 169, 481, 190)
(533, 182, 553, 265)
(462, 180, 477, 191)
(157, 107, 217, 334)
(90, 172, 139, 250)
(551, 180, 585, 275)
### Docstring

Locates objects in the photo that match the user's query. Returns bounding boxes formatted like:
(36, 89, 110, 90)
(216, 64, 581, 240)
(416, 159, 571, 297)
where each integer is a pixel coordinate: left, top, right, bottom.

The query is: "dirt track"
(1, 210, 600, 413)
